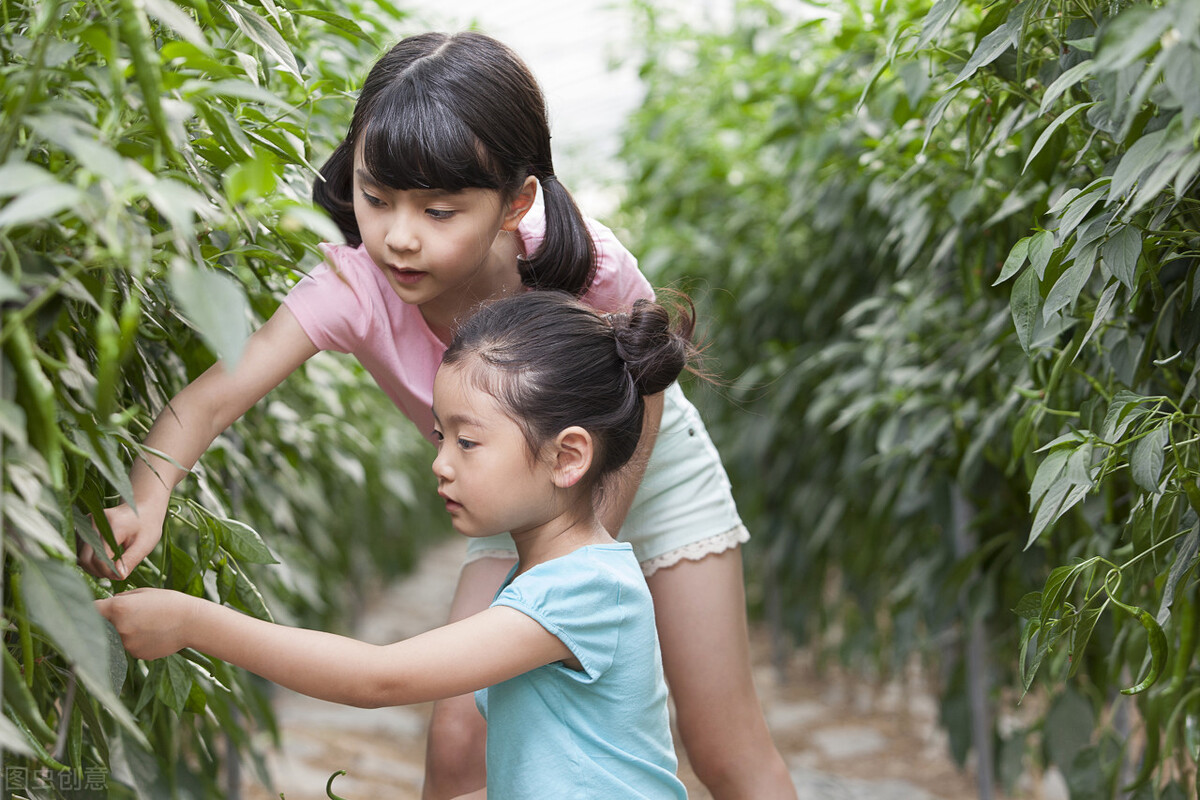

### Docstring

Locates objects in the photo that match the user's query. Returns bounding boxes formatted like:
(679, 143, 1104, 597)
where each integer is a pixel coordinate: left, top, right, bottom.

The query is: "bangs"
(358, 81, 504, 193)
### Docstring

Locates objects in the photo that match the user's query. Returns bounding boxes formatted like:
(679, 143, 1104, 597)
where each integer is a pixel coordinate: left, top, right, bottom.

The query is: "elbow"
(346, 675, 413, 709)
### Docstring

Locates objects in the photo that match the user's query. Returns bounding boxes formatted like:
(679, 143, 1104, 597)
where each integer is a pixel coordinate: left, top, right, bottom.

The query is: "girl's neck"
(511, 510, 615, 577)
(421, 231, 526, 345)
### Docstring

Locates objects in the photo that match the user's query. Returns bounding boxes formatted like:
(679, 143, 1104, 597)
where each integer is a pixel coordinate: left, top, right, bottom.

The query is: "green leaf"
(155, 655, 194, 713)
(1031, 449, 1071, 510)
(917, 0, 961, 50)
(1014, 592, 1042, 619)
(1024, 102, 1094, 174)
(1039, 61, 1096, 114)
(19, 557, 147, 746)
(1043, 258, 1094, 321)
(1079, 279, 1119, 355)
(226, 3, 301, 80)
(1163, 41, 1200, 126)
(218, 518, 278, 564)
(70, 425, 136, 507)
(993, 236, 1029, 286)
(953, 10, 1021, 87)
(143, 0, 207, 47)
(0, 161, 55, 198)
(0, 183, 86, 229)
(1130, 424, 1168, 493)
(167, 259, 252, 367)
(1028, 229, 1054, 279)
(1093, 5, 1172, 72)
(1055, 182, 1108, 242)
(1011, 267, 1041, 354)
(232, 565, 273, 622)
(1068, 607, 1103, 678)
(1109, 126, 1169, 202)
(1100, 226, 1141, 290)
(1101, 391, 1150, 443)
(290, 9, 375, 44)
(4, 494, 71, 556)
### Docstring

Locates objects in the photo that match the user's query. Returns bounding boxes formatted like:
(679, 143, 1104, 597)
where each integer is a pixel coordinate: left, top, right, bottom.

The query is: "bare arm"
(80, 307, 319, 579)
(597, 391, 664, 535)
(96, 589, 571, 708)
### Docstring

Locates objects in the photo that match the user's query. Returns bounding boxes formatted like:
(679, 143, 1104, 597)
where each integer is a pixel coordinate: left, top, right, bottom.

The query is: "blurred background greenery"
(2, 0, 1199, 797)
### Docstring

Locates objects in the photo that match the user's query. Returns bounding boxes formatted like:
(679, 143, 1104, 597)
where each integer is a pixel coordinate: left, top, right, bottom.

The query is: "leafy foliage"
(619, 0, 1200, 793)
(1, 0, 444, 796)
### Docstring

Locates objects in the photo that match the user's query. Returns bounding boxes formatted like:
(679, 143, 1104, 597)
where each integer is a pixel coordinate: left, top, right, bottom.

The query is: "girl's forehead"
(433, 362, 501, 419)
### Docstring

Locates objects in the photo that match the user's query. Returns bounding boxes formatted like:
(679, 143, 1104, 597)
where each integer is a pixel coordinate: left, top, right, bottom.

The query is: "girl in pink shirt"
(79, 31, 796, 800)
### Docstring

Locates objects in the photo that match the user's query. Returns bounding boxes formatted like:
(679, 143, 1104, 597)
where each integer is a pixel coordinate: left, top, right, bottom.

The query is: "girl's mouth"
(389, 266, 426, 285)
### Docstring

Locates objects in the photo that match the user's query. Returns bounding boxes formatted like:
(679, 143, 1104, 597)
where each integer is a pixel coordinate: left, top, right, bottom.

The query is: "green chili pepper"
(10, 568, 35, 689)
(68, 699, 83, 772)
(1169, 441, 1200, 517)
(5, 323, 64, 489)
(4, 701, 70, 772)
(2, 648, 55, 744)
(94, 294, 121, 419)
(1121, 608, 1170, 695)
(115, 0, 174, 160)
(1167, 589, 1198, 697)
(117, 284, 142, 356)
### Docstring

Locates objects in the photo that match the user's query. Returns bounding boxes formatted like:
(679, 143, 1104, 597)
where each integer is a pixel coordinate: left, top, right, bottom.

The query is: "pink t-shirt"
(282, 206, 653, 442)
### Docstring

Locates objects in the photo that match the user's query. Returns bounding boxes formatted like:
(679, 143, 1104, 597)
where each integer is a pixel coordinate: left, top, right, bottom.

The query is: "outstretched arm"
(79, 307, 319, 580)
(96, 589, 570, 708)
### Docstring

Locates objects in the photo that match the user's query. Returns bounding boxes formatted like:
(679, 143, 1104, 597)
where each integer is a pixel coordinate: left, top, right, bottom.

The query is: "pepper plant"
(619, 0, 1200, 795)
(1, 1, 443, 797)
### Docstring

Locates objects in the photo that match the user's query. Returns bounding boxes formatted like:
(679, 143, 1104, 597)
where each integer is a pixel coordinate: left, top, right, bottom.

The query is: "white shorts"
(465, 382, 749, 576)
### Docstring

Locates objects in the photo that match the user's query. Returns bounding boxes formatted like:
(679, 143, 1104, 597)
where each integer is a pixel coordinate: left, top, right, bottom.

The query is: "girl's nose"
(431, 450, 452, 481)
(384, 215, 420, 253)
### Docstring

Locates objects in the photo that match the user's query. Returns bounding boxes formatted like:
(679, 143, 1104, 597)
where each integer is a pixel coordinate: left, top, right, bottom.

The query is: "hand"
(95, 588, 200, 660)
(78, 500, 167, 580)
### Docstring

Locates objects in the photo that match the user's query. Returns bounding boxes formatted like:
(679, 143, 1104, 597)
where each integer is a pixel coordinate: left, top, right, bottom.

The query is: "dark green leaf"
(1130, 425, 1168, 493)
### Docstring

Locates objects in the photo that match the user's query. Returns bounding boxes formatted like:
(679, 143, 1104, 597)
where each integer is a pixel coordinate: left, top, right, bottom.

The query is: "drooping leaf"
(167, 260, 252, 367)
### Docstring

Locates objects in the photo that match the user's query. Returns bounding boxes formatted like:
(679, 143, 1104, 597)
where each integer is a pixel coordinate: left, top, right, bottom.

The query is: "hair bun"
(610, 297, 696, 397)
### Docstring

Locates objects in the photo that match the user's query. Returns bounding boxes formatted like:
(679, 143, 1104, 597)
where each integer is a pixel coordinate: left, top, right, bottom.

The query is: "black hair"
(442, 291, 697, 485)
(313, 31, 596, 295)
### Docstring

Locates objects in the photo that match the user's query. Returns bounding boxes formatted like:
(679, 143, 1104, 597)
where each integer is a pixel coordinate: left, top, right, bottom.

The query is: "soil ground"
(235, 536, 1060, 800)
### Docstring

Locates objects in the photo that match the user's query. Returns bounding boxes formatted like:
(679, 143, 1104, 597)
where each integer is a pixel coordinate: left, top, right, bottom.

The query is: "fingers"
(77, 534, 126, 581)
(95, 590, 171, 661)
(79, 505, 161, 580)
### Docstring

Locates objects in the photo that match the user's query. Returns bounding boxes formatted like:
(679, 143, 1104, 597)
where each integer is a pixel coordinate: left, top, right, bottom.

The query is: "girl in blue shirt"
(98, 291, 693, 799)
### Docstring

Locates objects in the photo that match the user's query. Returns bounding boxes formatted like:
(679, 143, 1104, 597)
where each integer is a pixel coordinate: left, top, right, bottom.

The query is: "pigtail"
(518, 174, 597, 296)
(608, 294, 698, 398)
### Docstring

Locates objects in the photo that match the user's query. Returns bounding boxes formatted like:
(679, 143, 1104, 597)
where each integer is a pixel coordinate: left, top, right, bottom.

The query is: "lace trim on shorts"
(640, 524, 749, 578)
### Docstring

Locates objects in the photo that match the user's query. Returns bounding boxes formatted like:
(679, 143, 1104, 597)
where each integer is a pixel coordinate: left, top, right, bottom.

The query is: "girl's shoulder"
(316, 242, 380, 283)
(284, 242, 413, 352)
(518, 205, 653, 311)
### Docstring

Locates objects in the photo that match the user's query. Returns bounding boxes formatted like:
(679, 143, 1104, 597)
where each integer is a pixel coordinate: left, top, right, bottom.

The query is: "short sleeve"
(582, 218, 655, 313)
(282, 243, 376, 353)
(491, 558, 628, 682)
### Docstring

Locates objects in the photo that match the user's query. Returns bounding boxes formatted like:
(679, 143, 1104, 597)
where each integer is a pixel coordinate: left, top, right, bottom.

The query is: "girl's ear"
(500, 175, 538, 232)
(550, 426, 593, 489)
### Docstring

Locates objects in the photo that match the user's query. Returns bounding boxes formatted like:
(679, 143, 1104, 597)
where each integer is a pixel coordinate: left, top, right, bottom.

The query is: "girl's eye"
(457, 437, 476, 451)
(426, 208, 456, 221)
(360, 191, 385, 208)
(432, 429, 444, 443)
